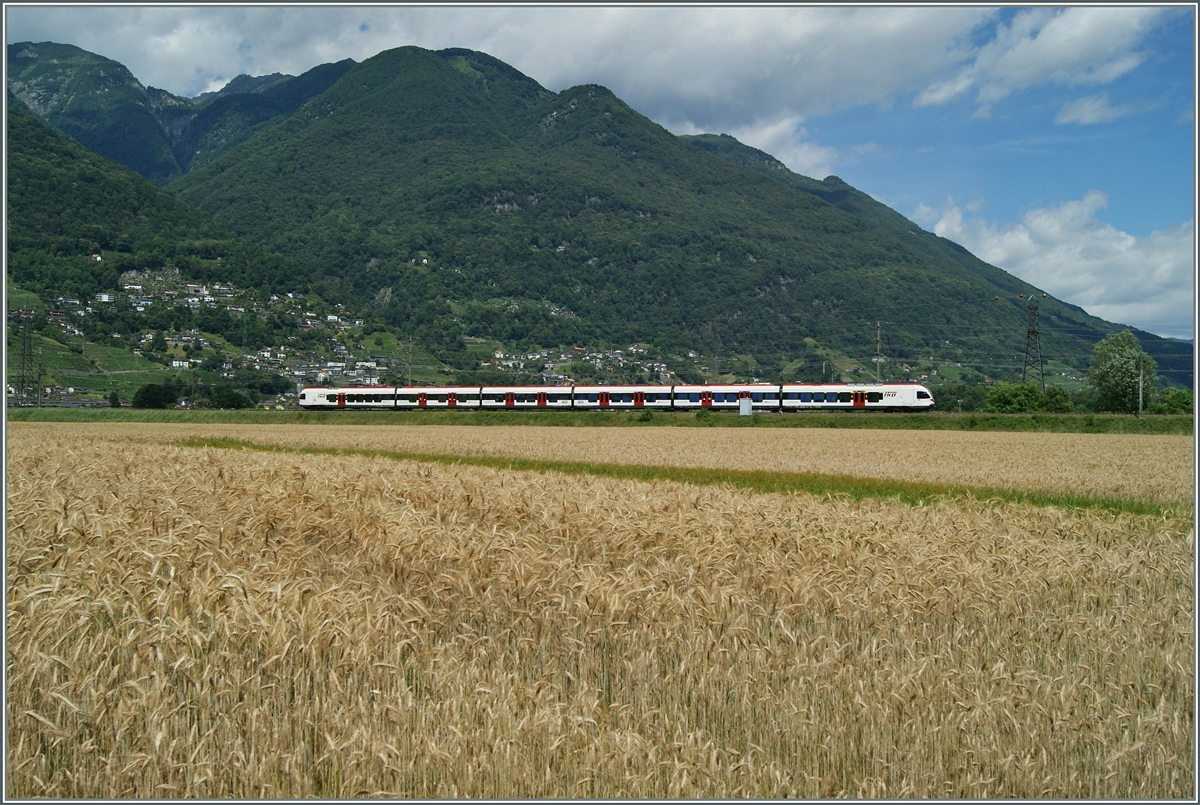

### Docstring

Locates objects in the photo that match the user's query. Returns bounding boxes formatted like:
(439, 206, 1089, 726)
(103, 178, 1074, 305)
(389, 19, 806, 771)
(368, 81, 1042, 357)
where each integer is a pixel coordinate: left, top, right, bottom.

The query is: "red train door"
(701, 391, 713, 407)
(598, 392, 610, 407)
(447, 392, 457, 407)
(537, 392, 547, 407)
(634, 391, 645, 407)
(337, 393, 345, 407)
(418, 392, 428, 407)
(853, 391, 865, 407)
(504, 392, 515, 407)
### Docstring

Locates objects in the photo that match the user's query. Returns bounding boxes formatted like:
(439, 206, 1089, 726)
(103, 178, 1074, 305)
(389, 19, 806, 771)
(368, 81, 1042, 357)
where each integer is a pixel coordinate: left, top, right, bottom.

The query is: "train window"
(867, 392, 882, 403)
(299, 392, 306, 400)
(838, 392, 852, 403)
(799, 392, 811, 402)
(917, 391, 931, 399)
(810, 392, 823, 402)
(752, 393, 763, 402)
(587, 394, 598, 402)
(646, 394, 657, 403)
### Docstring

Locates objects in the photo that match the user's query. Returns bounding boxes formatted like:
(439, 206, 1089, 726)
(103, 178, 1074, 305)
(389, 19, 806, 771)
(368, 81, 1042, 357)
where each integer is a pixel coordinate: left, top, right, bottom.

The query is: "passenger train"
(298, 382, 935, 412)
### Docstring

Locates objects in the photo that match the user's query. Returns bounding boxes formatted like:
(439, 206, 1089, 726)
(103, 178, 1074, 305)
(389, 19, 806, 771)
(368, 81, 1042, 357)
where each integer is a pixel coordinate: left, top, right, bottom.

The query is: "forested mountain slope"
(6, 104, 296, 300)
(172, 45, 1181, 379)
(8, 42, 1189, 385)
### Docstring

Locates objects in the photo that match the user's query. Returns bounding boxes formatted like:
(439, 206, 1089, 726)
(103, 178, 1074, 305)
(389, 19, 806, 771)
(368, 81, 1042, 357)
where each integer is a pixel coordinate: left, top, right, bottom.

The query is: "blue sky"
(5, 5, 1196, 340)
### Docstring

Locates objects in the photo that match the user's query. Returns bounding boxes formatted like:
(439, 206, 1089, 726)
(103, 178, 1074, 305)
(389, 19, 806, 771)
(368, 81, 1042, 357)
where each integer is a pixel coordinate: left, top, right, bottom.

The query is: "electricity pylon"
(1022, 293, 1046, 392)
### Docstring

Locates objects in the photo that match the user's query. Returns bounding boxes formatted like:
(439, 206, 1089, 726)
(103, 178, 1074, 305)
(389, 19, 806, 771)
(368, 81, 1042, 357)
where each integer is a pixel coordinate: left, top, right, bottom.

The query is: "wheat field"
(15, 421, 1191, 503)
(5, 423, 1194, 798)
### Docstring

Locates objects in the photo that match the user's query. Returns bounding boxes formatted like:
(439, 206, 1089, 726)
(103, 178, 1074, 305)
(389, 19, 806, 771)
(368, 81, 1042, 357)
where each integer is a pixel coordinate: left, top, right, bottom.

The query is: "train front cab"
(297, 387, 382, 409)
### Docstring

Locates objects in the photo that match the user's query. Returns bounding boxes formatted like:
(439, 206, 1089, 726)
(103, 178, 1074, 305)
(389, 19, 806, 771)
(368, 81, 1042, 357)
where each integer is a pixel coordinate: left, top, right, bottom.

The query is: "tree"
(132, 383, 176, 409)
(1087, 331, 1157, 414)
(108, 390, 121, 407)
(209, 385, 252, 409)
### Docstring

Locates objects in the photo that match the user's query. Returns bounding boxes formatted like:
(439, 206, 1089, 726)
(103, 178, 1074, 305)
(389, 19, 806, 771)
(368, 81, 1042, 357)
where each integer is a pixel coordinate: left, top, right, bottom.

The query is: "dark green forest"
(6, 104, 306, 302)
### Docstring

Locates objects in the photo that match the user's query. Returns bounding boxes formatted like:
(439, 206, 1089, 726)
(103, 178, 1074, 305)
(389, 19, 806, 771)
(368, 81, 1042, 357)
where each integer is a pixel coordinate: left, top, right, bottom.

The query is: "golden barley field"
(6, 422, 1195, 798)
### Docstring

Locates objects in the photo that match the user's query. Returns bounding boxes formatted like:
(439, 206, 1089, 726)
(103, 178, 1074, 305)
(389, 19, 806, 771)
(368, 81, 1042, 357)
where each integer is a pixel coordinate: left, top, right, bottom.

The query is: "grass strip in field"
(8, 406, 1192, 434)
(179, 437, 1181, 517)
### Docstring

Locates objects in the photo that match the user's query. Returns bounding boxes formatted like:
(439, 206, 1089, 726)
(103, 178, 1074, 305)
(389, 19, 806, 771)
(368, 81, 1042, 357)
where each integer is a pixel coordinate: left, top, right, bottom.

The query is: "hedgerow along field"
(6, 423, 1194, 798)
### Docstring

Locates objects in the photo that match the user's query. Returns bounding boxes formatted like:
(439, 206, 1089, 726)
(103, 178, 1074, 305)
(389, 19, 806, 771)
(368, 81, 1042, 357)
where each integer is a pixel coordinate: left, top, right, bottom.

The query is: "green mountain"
(7, 42, 1190, 387)
(182, 59, 356, 171)
(7, 41, 195, 184)
(168, 45, 1185, 382)
(192, 72, 294, 106)
(6, 41, 355, 181)
(5, 103, 296, 300)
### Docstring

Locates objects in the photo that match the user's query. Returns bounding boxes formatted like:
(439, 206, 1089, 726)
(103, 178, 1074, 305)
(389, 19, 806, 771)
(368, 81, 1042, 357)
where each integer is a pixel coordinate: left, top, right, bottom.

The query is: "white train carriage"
(478, 385, 575, 409)
(671, 383, 781, 410)
(393, 385, 483, 409)
(779, 382, 935, 411)
(298, 385, 397, 409)
(571, 384, 675, 409)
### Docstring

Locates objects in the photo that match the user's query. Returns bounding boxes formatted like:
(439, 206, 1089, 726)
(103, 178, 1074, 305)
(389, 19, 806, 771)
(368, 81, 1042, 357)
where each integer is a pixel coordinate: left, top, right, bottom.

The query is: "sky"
(5, 4, 1197, 341)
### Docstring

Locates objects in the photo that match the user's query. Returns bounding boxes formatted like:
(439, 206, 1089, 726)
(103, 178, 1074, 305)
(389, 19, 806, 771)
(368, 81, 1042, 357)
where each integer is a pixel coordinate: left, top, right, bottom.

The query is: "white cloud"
(915, 7, 1173, 112)
(1054, 93, 1133, 125)
(923, 192, 1195, 339)
(721, 117, 843, 179)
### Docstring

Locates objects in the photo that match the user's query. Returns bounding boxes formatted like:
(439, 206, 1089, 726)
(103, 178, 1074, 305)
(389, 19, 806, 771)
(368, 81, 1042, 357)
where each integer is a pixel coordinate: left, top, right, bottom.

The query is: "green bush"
(132, 383, 176, 409)
(1041, 385, 1074, 413)
(1150, 387, 1193, 415)
(985, 382, 1074, 413)
(985, 382, 1043, 413)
